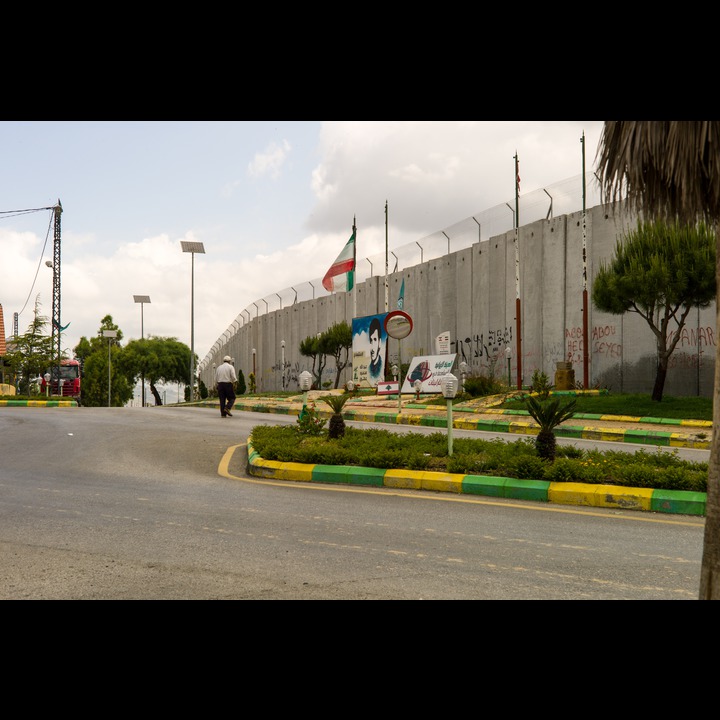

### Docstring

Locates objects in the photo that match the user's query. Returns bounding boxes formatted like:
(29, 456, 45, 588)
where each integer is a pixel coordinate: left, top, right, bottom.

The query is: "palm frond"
(596, 121, 720, 224)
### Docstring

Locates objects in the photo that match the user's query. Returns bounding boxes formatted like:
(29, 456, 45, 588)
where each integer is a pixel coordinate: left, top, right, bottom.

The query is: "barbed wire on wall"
(200, 172, 603, 370)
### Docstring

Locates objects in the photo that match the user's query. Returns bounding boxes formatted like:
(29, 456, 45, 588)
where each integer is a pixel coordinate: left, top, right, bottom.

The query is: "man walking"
(215, 355, 237, 417)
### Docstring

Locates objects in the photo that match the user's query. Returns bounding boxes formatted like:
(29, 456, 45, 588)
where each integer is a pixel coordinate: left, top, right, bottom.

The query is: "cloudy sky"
(0, 120, 605, 377)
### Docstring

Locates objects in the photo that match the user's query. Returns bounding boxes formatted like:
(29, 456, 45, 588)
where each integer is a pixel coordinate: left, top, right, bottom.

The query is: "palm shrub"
(321, 393, 351, 439)
(523, 395, 577, 462)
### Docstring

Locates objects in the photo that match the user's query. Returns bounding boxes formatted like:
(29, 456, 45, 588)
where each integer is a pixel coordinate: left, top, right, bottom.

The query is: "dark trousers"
(217, 382, 236, 415)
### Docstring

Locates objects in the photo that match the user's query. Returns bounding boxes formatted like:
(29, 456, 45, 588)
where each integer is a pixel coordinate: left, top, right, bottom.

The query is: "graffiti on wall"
(565, 324, 622, 363)
(451, 326, 514, 368)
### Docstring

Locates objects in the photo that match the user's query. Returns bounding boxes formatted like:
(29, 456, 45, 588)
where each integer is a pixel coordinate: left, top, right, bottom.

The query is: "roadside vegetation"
(249, 422, 708, 494)
(249, 387, 711, 494)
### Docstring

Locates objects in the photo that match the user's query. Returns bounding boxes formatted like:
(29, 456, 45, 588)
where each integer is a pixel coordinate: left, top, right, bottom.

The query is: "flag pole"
(353, 215, 357, 319)
(384, 200, 389, 312)
(580, 132, 589, 389)
(514, 152, 522, 390)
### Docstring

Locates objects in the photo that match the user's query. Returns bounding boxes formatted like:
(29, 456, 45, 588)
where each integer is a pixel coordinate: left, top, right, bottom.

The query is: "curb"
(0, 399, 78, 407)
(207, 398, 711, 450)
(246, 436, 706, 517)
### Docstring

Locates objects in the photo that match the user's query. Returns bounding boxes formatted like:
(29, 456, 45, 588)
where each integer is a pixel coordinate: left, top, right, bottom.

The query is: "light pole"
(252, 348, 257, 392)
(180, 241, 206, 401)
(102, 329, 117, 407)
(299, 370, 312, 419)
(281, 340, 286, 391)
(441, 373, 459, 456)
(505, 345, 512, 388)
(392, 363, 401, 415)
(133, 294, 151, 406)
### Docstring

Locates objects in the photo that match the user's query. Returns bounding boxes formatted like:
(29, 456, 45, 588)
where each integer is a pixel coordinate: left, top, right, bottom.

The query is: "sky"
(0, 120, 605, 395)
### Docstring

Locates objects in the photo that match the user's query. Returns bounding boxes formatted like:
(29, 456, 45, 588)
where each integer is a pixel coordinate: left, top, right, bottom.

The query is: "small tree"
(299, 335, 326, 389)
(4, 296, 54, 394)
(324, 321, 353, 389)
(592, 218, 716, 402)
(237, 369, 246, 395)
(321, 393, 351, 439)
(523, 395, 577, 462)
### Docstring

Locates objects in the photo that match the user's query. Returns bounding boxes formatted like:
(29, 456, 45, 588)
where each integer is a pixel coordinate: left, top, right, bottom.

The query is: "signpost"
(384, 310, 413, 415)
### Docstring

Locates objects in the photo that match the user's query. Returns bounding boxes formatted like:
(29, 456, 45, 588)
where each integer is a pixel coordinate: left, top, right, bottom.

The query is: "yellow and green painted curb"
(246, 435, 706, 517)
(0, 399, 78, 407)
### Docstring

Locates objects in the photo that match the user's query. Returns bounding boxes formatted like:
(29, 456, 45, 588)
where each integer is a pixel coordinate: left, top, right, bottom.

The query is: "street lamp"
(299, 370, 312, 419)
(505, 346, 512, 388)
(102, 330, 117, 407)
(180, 241, 206, 401)
(391, 363, 402, 415)
(281, 340, 286, 391)
(441, 373, 459, 456)
(133, 294, 151, 407)
(252, 348, 257, 392)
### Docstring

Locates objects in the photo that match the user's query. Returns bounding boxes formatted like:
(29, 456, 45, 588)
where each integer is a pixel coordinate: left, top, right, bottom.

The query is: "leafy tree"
(592, 219, 716, 402)
(596, 120, 720, 599)
(324, 321, 353, 389)
(78, 316, 132, 407)
(4, 296, 55, 394)
(299, 335, 326, 389)
(118, 336, 191, 406)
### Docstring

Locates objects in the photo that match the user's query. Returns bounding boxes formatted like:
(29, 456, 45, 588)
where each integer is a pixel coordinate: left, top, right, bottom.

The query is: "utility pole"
(51, 200, 63, 390)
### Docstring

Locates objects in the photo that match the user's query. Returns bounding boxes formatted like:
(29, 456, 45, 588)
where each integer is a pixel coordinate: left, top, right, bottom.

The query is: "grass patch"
(494, 392, 712, 421)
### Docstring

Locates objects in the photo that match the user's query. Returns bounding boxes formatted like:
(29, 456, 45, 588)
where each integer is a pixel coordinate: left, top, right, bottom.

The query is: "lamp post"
(281, 340, 286, 391)
(441, 373, 459, 456)
(252, 348, 257, 392)
(180, 241, 206, 401)
(299, 370, 312, 419)
(133, 294, 151, 407)
(102, 329, 117, 407)
(505, 345, 512, 388)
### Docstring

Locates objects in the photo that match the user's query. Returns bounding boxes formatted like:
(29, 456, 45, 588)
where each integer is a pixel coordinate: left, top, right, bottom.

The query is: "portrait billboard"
(352, 312, 389, 388)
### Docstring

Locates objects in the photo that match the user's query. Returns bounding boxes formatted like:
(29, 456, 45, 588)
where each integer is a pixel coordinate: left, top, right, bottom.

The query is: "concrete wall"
(201, 202, 717, 398)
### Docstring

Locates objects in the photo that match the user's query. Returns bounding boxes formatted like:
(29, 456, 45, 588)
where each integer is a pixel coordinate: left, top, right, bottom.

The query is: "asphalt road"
(0, 405, 706, 599)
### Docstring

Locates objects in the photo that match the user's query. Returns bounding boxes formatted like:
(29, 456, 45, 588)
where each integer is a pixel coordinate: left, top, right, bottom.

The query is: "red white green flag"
(322, 229, 356, 293)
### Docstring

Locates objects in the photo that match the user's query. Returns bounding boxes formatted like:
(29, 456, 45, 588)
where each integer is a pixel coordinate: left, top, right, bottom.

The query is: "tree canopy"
(592, 218, 716, 401)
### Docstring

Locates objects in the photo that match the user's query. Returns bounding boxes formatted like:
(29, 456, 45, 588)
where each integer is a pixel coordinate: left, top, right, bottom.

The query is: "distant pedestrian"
(215, 355, 237, 417)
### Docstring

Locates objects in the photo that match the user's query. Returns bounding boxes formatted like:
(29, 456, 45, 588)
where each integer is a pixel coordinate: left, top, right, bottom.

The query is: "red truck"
(41, 359, 82, 404)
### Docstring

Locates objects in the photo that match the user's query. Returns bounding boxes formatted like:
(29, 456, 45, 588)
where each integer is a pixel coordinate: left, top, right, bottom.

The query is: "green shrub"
(617, 463, 658, 488)
(530, 369, 553, 397)
(463, 374, 506, 397)
(508, 455, 547, 480)
(248, 424, 708, 493)
(542, 457, 581, 483)
(296, 402, 327, 436)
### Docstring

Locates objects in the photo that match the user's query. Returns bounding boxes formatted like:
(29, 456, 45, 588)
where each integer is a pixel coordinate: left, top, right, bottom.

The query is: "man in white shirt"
(215, 355, 237, 417)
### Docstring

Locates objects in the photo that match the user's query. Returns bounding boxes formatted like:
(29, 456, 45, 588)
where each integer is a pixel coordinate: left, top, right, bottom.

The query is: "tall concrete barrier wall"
(201, 202, 717, 398)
